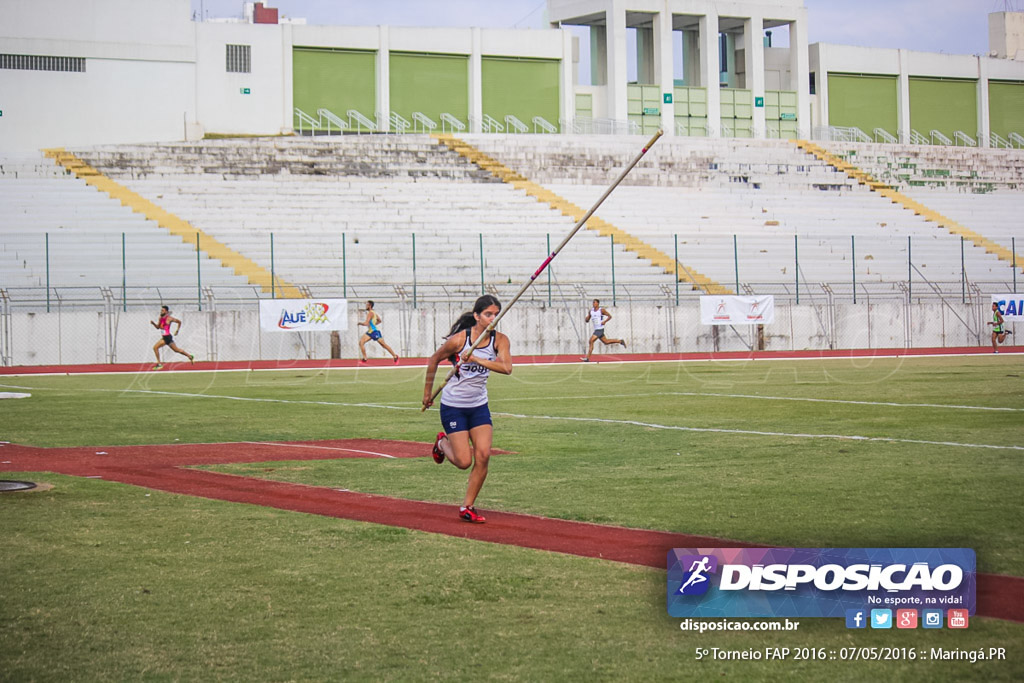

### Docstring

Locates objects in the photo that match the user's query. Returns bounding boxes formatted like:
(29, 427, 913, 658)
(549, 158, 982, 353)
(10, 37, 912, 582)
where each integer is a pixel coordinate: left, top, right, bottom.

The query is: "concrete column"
(897, 49, 911, 143)
(376, 25, 390, 132)
(788, 12, 811, 140)
(977, 56, 990, 148)
(280, 23, 294, 135)
(745, 15, 766, 139)
(470, 27, 483, 133)
(699, 10, 721, 137)
(683, 29, 700, 85)
(654, 9, 675, 135)
(561, 27, 575, 131)
(590, 25, 607, 85)
(607, 3, 629, 122)
(636, 26, 654, 83)
(815, 72, 827, 133)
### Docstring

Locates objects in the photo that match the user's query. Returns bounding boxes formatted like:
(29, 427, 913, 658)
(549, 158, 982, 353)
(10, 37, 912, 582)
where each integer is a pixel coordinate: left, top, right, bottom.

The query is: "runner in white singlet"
(582, 298, 625, 361)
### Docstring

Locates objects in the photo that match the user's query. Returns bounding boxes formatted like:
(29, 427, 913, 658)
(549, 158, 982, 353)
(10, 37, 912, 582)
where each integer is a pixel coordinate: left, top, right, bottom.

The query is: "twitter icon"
(870, 609, 892, 629)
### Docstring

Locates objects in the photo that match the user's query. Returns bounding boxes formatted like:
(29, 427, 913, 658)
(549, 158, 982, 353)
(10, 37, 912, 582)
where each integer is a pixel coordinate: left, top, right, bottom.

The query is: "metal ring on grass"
(0, 480, 38, 492)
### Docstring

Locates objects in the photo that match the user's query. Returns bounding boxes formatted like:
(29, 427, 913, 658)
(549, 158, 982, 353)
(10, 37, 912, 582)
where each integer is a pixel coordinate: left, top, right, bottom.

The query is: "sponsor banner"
(991, 294, 1024, 322)
(667, 548, 975, 618)
(700, 295, 774, 326)
(259, 299, 348, 332)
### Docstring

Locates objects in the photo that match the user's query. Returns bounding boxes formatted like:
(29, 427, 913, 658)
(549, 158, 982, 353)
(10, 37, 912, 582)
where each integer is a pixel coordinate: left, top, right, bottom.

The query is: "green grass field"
(2, 355, 1022, 680)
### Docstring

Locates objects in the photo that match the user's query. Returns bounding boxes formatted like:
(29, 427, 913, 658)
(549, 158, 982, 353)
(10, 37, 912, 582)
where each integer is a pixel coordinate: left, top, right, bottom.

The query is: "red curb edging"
(1, 345, 1020, 375)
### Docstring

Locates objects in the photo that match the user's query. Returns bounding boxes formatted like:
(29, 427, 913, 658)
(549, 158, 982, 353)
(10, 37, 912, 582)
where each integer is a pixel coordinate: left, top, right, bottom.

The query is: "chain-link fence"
(2, 280, 1016, 366)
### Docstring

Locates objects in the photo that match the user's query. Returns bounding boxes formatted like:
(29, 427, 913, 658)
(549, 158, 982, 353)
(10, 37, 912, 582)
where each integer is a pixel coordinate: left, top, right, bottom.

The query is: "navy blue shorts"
(367, 330, 382, 341)
(162, 335, 174, 344)
(439, 402, 492, 434)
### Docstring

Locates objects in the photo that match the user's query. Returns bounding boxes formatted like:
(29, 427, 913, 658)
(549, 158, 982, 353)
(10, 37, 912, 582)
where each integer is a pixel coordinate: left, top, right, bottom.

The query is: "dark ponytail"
(446, 295, 502, 337)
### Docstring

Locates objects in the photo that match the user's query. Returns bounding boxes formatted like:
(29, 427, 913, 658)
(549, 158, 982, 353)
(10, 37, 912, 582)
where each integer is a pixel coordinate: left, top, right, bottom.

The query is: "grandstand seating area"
(0, 162, 251, 298)
(2, 134, 1021, 309)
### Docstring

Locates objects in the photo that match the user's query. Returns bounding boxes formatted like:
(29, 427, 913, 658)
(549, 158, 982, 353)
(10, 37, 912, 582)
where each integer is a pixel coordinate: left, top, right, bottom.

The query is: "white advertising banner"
(259, 299, 348, 332)
(700, 295, 774, 326)
(991, 294, 1024, 322)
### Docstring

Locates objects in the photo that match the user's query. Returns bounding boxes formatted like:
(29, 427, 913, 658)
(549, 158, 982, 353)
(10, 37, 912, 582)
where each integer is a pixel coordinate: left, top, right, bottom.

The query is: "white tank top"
(441, 330, 496, 408)
(590, 307, 605, 332)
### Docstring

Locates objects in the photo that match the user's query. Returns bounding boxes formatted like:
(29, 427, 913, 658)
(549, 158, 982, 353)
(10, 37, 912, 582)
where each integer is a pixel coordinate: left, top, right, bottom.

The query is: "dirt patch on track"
(2, 439, 1021, 623)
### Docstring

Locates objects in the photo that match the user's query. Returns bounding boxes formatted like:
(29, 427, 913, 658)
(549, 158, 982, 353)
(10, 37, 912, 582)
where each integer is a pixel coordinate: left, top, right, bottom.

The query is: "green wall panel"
(989, 81, 1024, 139)
(293, 48, 375, 127)
(828, 74, 898, 139)
(390, 52, 469, 127)
(909, 77, 977, 141)
(575, 93, 593, 119)
(483, 57, 560, 131)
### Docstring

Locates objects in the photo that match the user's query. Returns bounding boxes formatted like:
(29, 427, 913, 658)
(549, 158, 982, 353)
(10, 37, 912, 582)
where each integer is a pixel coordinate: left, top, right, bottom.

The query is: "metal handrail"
(873, 127, 897, 144)
(412, 112, 437, 133)
(1009, 132, 1024, 149)
(990, 131, 1012, 149)
(439, 113, 466, 133)
(930, 129, 953, 146)
(504, 114, 528, 134)
(316, 108, 348, 135)
(347, 109, 376, 133)
(293, 107, 319, 136)
(953, 131, 976, 147)
(532, 116, 557, 134)
(390, 111, 411, 133)
(481, 114, 504, 133)
(909, 129, 929, 145)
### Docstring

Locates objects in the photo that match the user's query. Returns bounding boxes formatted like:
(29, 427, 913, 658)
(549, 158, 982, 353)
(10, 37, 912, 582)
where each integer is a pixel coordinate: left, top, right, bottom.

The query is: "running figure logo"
(676, 554, 718, 595)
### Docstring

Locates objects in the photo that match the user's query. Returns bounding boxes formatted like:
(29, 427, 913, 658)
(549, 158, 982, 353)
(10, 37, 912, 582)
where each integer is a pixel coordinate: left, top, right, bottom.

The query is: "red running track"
(2, 438, 1021, 624)
(1, 344, 1019, 375)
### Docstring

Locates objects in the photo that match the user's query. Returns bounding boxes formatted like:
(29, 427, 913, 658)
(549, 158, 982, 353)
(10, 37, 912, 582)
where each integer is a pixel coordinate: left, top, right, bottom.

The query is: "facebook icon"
(845, 609, 867, 629)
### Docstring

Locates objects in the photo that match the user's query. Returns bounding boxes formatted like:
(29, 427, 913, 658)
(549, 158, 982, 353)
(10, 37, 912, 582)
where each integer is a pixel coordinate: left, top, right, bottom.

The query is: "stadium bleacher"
(3, 134, 1020, 306)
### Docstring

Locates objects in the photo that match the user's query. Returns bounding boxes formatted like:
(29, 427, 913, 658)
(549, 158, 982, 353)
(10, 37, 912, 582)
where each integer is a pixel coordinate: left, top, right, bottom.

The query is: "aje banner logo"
(667, 548, 976, 618)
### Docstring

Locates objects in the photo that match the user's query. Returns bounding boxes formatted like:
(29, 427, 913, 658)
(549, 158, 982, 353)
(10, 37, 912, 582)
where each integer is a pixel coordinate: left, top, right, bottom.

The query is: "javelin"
(422, 128, 663, 410)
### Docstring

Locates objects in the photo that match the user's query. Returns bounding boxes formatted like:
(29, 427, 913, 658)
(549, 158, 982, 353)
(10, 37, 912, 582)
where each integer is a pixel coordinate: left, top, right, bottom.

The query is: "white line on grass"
(107, 389, 415, 411)
(493, 390, 1023, 412)
(491, 411, 1024, 451)
(239, 441, 396, 458)
(111, 388, 1023, 453)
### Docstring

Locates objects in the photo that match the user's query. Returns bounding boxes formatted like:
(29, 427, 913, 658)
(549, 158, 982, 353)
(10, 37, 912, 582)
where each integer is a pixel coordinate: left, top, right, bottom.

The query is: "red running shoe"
(431, 432, 446, 464)
(459, 506, 486, 523)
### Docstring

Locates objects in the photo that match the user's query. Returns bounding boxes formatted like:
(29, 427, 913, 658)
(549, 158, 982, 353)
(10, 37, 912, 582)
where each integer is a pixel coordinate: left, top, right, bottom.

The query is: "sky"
(191, 0, 1014, 57)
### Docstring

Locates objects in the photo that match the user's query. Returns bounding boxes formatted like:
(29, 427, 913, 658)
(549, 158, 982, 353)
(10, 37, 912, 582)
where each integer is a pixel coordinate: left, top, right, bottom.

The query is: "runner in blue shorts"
(357, 300, 399, 364)
(422, 294, 512, 523)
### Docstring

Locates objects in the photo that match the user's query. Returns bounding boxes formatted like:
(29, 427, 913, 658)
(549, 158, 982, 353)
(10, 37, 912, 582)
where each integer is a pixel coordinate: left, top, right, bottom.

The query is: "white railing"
(909, 129, 930, 145)
(814, 126, 871, 143)
(347, 109, 376, 133)
(532, 116, 557, 134)
(873, 127, 897, 144)
(316, 108, 348, 135)
(990, 132, 1012, 149)
(293, 107, 319, 135)
(930, 129, 952, 146)
(504, 114, 528, 134)
(481, 114, 504, 133)
(389, 111, 411, 133)
(591, 118, 642, 135)
(439, 113, 466, 133)
(953, 131, 976, 147)
(1009, 132, 1024, 149)
(411, 112, 437, 133)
